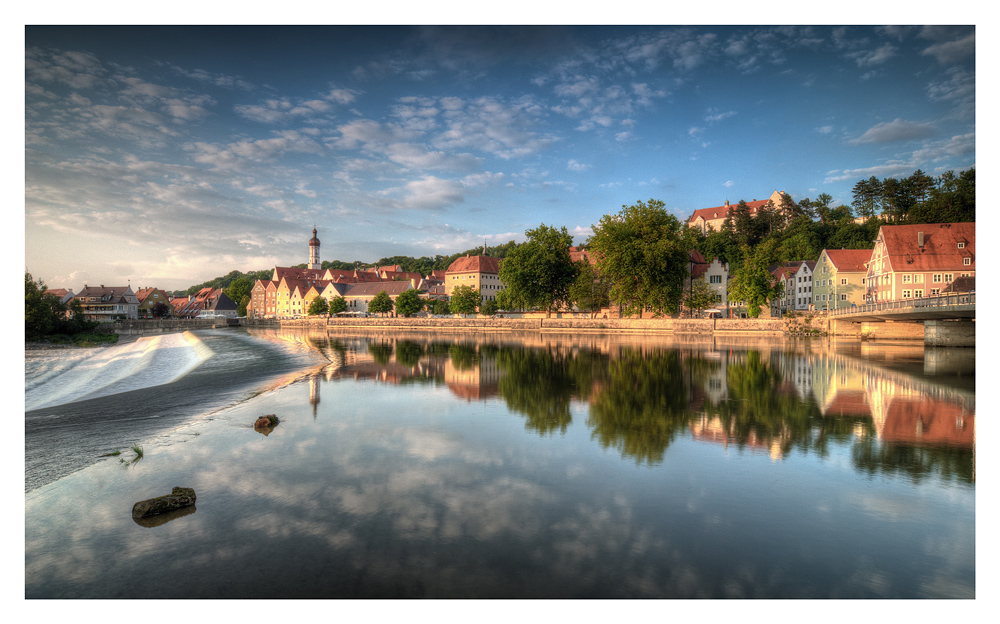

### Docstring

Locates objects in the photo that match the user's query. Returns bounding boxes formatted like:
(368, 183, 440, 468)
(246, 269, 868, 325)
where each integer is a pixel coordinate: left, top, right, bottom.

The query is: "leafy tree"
(367, 290, 394, 316)
(852, 176, 882, 221)
(588, 199, 689, 318)
(307, 296, 329, 316)
(568, 260, 611, 317)
(225, 277, 254, 310)
(479, 298, 499, 316)
(497, 223, 579, 317)
(684, 278, 717, 317)
(151, 301, 171, 318)
(394, 288, 424, 317)
(449, 285, 480, 316)
(328, 296, 348, 315)
(431, 299, 451, 315)
(25, 272, 63, 340)
(728, 240, 784, 318)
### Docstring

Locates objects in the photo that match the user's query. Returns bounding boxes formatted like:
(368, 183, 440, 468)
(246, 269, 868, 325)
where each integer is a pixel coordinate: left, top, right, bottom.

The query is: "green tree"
(25, 272, 63, 340)
(497, 223, 579, 317)
(432, 299, 451, 315)
(479, 298, 499, 316)
(307, 296, 329, 316)
(449, 285, 480, 316)
(394, 288, 424, 317)
(728, 240, 784, 318)
(684, 278, 717, 317)
(367, 290, 394, 316)
(588, 199, 689, 318)
(151, 301, 171, 318)
(328, 296, 348, 315)
(567, 260, 611, 317)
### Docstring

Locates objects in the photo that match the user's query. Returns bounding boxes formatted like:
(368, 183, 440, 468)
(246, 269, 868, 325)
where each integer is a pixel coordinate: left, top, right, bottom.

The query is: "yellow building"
(444, 255, 505, 303)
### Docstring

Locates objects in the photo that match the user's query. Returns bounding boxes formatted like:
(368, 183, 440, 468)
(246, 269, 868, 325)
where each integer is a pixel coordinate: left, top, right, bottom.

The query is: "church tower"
(308, 228, 321, 270)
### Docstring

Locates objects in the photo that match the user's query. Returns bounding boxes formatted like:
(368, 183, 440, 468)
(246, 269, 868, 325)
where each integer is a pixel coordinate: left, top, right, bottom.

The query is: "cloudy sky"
(25, 23, 976, 291)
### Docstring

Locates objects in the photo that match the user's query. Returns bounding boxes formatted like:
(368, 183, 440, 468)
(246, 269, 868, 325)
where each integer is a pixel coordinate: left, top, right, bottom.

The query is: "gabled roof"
(344, 281, 415, 297)
(687, 197, 776, 225)
(821, 249, 872, 272)
(878, 223, 975, 272)
(273, 266, 326, 282)
(446, 255, 501, 274)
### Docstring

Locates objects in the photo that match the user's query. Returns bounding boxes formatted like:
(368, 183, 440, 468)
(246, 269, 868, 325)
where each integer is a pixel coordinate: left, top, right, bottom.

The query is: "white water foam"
(24, 331, 215, 411)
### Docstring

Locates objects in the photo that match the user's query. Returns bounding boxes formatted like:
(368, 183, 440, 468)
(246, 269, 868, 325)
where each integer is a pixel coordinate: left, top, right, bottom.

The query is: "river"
(24, 327, 975, 598)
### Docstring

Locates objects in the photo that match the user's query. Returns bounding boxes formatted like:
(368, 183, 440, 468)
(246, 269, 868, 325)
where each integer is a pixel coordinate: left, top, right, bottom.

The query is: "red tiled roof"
(446, 255, 501, 274)
(823, 249, 872, 272)
(688, 198, 773, 224)
(879, 223, 975, 272)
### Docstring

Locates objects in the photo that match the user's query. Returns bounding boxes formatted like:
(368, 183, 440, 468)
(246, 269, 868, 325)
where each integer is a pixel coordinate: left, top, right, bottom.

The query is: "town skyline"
(25, 22, 976, 292)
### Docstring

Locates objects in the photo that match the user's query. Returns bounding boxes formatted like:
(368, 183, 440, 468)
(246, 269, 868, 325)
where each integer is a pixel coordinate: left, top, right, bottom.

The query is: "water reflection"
(253, 328, 974, 484)
(26, 328, 975, 599)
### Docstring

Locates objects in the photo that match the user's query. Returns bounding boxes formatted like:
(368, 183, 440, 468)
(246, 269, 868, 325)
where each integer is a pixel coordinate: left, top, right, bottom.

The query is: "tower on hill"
(309, 228, 321, 270)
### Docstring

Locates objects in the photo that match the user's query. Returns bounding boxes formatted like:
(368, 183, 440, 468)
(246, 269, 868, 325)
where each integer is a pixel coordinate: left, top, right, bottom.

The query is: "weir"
(24, 332, 214, 411)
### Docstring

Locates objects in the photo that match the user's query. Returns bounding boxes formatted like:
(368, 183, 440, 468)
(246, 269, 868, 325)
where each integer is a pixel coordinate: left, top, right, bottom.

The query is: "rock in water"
(132, 487, 197, 520)
(254, 414, 280, 435)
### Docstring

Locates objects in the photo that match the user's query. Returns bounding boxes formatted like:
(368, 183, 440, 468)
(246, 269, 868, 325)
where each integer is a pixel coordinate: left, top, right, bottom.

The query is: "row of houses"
(42, 284, 238, 322)
(683, 222, 975, 317)
(246, 231, 509, 319)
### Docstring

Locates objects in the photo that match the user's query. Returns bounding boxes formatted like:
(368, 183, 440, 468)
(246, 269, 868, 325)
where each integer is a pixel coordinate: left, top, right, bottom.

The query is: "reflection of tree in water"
(701, 351, 821, 458)
(448, 343, 480, 371)
(395, 340, 424, 368)
(587, 348, 691, 464)
(366, 340, 394, 366)
(851, 439, 974, 485)
(495, 346, 599, 436)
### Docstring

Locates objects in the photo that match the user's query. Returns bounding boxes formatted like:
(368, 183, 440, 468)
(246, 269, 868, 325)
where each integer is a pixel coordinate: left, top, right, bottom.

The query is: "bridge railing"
(828, 292, 975, 317)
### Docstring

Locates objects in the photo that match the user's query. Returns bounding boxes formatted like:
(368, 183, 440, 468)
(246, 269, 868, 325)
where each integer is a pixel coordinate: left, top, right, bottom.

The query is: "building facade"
(73, 285, 139, 321)
(864, 223, 975, 303)
(445, 255, 505, 303)
(813, 249, 871, 311)
(687, 190, 789, 235)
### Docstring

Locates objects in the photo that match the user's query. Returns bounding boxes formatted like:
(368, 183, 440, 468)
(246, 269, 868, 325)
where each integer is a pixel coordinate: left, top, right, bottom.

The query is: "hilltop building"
(687, 190, 789, 235)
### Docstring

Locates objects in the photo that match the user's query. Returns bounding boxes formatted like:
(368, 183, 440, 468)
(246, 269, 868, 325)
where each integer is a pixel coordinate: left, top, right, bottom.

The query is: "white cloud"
(567, 160, 591, 172)
(849, 119, 936, 145)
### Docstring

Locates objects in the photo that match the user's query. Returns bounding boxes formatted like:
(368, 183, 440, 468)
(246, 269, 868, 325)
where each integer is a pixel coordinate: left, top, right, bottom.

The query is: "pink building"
(865, 223, 974, 303)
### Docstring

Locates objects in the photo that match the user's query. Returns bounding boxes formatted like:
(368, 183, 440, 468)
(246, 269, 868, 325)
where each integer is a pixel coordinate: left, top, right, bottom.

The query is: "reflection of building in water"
(689, 415, 788, 461)
(811, 351, 974, 450)
(445, 353, 501, 402)
(778, 352, 814, 401)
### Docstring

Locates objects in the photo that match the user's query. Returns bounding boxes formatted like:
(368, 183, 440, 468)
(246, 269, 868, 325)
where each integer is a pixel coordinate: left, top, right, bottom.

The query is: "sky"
(24, 21, 977, 292)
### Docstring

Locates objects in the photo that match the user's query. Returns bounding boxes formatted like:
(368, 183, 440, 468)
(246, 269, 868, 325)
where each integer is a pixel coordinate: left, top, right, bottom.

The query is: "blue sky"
(24, 22, 977, 291)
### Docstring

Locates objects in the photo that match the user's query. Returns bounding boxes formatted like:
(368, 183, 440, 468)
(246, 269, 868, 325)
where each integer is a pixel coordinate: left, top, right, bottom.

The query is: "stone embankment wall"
(271, 316, 784, 335)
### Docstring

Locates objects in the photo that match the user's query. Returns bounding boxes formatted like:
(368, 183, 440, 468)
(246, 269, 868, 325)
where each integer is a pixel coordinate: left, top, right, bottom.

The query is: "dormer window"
(958, 242, 965, 249)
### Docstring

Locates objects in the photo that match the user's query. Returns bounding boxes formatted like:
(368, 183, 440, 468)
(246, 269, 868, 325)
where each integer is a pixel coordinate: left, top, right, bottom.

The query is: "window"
(914, 289, 923, 298)
(902, 289, 911, 299)
(902, 274, 911, 283)
(963, 257, 971, 266)
(945, 274, 953, 282)
(931, 288, 940, 296)
(709, 275, 721, 284)
(840, 294, 847, 301)
(933, 274, 942, 283)
(914, 274, 924, 283)
(841, 278, 848, 285)
(958, 242, 965, 249)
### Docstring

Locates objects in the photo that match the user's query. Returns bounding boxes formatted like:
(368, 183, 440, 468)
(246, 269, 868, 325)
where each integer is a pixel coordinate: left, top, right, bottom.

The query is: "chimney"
(918, 231, 924, 248)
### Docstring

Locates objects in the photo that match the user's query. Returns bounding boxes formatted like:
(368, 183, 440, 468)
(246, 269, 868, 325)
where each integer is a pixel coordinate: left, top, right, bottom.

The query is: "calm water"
(24, 328, 975, 598)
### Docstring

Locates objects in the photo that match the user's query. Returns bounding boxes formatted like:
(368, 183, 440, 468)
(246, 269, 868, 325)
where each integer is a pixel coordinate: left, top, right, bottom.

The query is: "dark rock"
(253, 414, 280, 435)
(132, 487, 196, 520)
